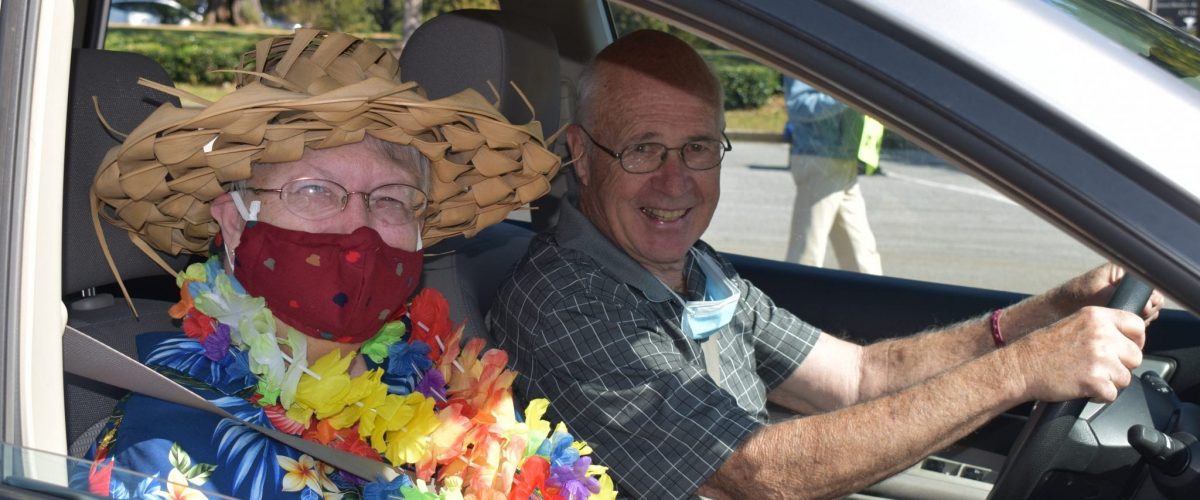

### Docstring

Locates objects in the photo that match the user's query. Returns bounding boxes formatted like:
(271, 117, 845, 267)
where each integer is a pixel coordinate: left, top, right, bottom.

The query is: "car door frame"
(0, 0, 75, 454)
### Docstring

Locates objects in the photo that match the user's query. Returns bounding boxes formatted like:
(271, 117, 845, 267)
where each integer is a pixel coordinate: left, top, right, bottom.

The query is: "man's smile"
(641, 206, 690, 222)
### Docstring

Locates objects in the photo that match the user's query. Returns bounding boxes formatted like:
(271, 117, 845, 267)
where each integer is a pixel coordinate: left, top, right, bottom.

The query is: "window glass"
(102, 2, 499, 107)
(610, 5, 1106, 295)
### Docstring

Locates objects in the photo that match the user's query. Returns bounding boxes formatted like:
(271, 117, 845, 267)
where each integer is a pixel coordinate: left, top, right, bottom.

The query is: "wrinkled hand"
(1058, 263, 1164, 324)
(1009, 306, 1146, 403)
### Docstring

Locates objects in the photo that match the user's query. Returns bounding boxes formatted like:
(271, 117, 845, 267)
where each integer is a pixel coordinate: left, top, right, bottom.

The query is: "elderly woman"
(81, 30, 612, 500)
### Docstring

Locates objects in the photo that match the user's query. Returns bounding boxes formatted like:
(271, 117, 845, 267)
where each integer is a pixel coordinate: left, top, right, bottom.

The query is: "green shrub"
(105, 28, 403, 86)
(711, 60, 781, 110)
(107, 28, 260, 85)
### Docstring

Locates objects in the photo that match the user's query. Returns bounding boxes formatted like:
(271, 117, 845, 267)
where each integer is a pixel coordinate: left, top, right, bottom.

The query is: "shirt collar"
(556, 201, 677, 303)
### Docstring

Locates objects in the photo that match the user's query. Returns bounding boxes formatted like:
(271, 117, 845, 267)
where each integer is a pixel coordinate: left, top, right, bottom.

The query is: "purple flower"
(548, 456, 601, 500)
(333, 470, 367, 488)
(203, 323, 232, 361)
(414, 367, 446, 402)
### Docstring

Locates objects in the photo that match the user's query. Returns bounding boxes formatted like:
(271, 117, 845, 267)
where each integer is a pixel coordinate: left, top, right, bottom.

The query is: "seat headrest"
(399, 9, 561, 134)
(64, 49, 188, 294)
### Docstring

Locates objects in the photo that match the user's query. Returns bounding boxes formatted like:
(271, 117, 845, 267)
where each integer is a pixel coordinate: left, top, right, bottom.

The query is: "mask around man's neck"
(666, 249, 741, 341)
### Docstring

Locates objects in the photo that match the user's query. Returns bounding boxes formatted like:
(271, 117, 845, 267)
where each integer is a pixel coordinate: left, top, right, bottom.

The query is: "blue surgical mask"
(663, 249, 741, 341)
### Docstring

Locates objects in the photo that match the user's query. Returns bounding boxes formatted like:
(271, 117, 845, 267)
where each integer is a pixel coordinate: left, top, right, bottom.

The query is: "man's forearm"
(702, 347, 1026, 499)
(857, 290, 1069, 400)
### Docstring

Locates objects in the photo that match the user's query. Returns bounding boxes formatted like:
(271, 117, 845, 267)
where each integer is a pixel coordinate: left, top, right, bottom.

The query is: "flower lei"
(170, 256, 617, 499)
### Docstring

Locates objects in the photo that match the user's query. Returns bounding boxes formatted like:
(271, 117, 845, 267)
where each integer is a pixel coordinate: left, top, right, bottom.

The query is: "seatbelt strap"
(62, 325, 402, 483)
(701, 332, 723, 388)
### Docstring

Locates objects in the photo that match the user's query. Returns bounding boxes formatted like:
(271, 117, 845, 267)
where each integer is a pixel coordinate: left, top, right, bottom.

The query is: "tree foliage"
(276, 0, 375, 32)
(609, 3, 719, 51)
(212, 0, 499, 35)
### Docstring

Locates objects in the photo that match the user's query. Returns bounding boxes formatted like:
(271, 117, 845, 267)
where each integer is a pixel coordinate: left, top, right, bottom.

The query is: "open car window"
(610, 4, 1109, 296)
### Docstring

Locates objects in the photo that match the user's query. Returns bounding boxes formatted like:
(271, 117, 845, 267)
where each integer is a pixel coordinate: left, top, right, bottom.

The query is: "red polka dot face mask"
(231, 215, 424, 344)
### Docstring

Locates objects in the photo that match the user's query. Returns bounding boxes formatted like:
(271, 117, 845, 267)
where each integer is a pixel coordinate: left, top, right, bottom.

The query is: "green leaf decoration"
(184, 463, 217, 485)
(168, 443, 192, 472)
(361, 321, 405, 364)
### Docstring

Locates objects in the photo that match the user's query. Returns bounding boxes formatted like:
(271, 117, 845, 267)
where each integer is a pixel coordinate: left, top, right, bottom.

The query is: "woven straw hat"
(91, 29, 561, 265)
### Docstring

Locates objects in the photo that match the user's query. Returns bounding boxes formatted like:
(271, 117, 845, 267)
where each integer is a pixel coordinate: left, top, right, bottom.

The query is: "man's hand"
(1007, 306, 1146, 403)
(1056, 264, 1165, 324)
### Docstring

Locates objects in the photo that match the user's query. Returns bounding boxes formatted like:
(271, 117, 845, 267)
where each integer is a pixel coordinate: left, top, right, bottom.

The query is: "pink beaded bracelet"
(990, 308, 1007, 348)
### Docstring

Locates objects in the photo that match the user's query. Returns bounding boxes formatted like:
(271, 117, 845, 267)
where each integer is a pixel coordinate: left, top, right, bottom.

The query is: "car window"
(610, 4, 1108, 295)
(110, 0, 202, 26)
(100, 6, 420, 105)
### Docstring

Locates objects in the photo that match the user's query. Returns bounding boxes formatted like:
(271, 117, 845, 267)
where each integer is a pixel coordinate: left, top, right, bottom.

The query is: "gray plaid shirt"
(489, 203, 820, 499)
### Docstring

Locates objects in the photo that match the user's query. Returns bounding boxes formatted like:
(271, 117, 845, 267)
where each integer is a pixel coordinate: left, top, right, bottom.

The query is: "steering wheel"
(987, 277, 1156, 499)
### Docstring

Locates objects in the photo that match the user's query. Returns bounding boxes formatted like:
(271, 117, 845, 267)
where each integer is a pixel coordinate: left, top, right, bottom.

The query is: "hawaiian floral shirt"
(74, 331, 415, 500)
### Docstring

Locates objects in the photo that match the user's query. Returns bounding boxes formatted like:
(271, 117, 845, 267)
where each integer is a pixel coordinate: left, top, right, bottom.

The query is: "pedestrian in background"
(784, 76, 883, 274)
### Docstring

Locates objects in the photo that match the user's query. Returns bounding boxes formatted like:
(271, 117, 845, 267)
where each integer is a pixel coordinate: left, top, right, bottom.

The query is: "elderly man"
(489, 29, 1162, 499)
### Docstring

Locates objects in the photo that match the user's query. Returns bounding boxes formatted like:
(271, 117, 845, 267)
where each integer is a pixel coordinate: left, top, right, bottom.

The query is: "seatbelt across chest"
(62, 325, 404, 483)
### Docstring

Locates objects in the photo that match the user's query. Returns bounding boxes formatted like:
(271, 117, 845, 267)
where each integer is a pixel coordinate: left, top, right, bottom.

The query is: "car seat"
(62, 48, 189, 456)
(400, 9, 562, 344)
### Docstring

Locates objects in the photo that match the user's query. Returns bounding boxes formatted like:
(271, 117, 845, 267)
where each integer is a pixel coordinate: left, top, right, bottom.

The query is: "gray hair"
(575, 60, 603, 132)
(365, 135, 432, 194)
(234, 137, 432, 195)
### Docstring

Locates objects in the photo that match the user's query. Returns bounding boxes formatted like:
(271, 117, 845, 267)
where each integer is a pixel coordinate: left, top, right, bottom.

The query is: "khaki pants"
(785, 154, 882, 275)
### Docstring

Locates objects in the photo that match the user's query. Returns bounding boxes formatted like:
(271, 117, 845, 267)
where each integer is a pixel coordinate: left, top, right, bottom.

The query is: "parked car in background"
(109, 0, 201, 26)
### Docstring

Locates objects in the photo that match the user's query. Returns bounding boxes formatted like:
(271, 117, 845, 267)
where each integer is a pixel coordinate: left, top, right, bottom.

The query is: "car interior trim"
(17, 0, 72, 454)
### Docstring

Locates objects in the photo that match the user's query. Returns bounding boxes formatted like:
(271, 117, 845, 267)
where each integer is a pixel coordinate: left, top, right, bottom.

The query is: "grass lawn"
(725, 94, 785, 133)
(176, 83, 234, 106)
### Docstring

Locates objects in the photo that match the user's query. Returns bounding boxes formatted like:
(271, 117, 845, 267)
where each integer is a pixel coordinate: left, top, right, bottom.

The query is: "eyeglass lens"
(275, 178, 427, 224)
(620, 141, 726, 173)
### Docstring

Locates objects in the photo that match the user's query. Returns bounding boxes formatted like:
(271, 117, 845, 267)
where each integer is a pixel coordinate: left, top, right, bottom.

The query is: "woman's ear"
(210, 192, 247, 251)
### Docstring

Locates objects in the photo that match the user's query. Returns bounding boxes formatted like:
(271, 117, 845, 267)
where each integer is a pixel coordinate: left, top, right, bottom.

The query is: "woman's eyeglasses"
(246, 178, 428, 225)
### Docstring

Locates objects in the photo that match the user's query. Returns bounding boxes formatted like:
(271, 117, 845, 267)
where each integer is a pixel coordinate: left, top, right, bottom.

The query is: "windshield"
(1045, 0, 1200, 89)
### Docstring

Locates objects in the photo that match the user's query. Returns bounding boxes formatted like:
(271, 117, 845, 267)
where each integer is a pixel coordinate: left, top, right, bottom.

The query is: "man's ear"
(210, 192, 247, 251)
(566, 125, 592, 186)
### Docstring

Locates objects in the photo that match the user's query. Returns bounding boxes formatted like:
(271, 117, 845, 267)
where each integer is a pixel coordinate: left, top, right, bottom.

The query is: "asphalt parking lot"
(707, 140, 1107, 296)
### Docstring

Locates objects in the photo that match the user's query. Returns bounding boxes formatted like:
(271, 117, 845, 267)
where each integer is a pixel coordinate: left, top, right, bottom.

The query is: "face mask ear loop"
(224, 241, 237, 273)
(227, 191, 262, 273)
(230, 191, 260, 222)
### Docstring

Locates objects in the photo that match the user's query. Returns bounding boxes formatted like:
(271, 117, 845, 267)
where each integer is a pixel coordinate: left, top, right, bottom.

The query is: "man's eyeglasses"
(577, 127, 732, 174)
(246, 178, 428, 225)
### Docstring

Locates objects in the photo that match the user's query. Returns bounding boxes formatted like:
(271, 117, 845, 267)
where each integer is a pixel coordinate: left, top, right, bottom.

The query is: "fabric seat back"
(401, 10, 559, 343)
(62, 48, 185, 455)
